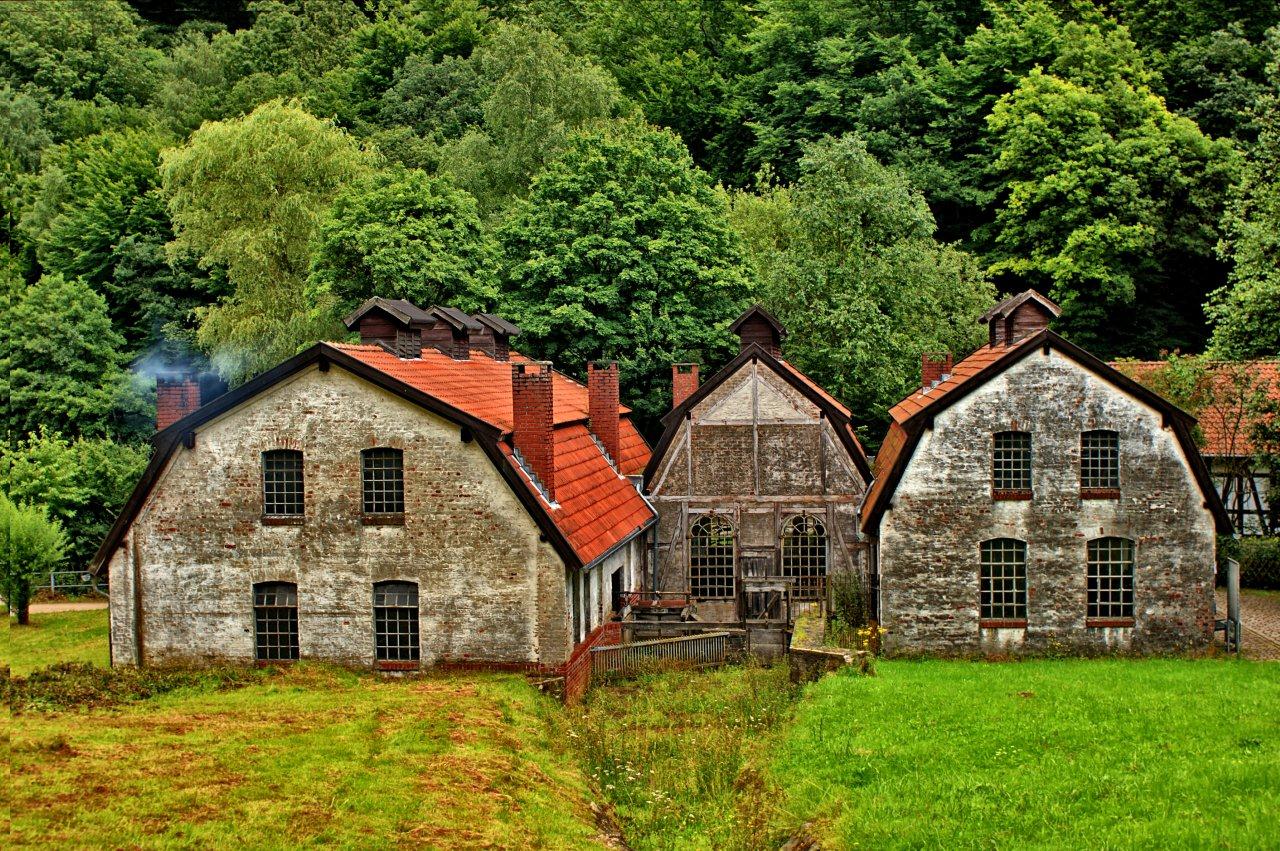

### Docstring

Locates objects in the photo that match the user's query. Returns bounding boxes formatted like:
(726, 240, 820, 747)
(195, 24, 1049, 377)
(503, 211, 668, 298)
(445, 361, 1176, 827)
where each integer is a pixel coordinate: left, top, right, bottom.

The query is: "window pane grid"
(980, 539, 1027, 621)
(1088, 538, 1135, 619)
(1081, 431, 1120, 489)
(781, 516, 827, 601)
(690, 516, 735, 599)
(362, 448, 404, 514)
(374, 581, 419, 661)
(253, 582, 299, 661)
(993, 432, 1032, 490)
(262, 450, 303, 516)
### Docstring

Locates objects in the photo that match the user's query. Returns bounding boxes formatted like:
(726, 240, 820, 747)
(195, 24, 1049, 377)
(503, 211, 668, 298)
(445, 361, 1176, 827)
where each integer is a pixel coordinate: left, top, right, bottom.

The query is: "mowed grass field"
(9, 610, 1280, 849)
(770, 659, 1280, 848)
(6, 609, 111, 675)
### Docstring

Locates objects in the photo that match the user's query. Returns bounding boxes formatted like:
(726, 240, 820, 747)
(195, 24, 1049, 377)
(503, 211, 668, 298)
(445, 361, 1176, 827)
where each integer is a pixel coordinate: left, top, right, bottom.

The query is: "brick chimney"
(156, 373, 201, 431)
(921, 352, 953, 393)
(588, 361, 620, 464)
(512, 362, 556, 501)
(672, 363, 699, 409)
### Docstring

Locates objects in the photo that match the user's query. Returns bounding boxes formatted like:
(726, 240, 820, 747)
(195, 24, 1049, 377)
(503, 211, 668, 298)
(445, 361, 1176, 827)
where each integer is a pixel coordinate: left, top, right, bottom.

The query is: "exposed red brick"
(672, 363, 699, 409)
(512, 362, 556, 500)
(156, 375, 200, 431)
(588, 361, 620, 464)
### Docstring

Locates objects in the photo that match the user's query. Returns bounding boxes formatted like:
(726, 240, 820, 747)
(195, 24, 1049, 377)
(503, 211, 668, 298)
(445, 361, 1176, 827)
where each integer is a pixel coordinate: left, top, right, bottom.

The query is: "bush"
(2, 493, 68, 624)
(3, 662, 275, 712)
(1238, 537, 1280, 590)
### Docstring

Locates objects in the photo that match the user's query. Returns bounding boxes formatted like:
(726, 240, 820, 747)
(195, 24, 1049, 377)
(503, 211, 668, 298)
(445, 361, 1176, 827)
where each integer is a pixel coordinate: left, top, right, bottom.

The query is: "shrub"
(1238, 537, 1280, 590)
(2, 493, 68, 624)
(3, 662, 275, 712)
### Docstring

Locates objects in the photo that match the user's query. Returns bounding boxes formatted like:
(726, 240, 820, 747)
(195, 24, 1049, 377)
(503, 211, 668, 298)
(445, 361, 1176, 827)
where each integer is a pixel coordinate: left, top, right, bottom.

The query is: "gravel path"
(1216, 589, 1280, 660)
(26, 601, 109, 613)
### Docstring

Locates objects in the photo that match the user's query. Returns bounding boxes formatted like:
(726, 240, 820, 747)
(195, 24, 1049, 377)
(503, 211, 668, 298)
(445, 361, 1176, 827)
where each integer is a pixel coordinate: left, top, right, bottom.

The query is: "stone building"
(644, 306, 872, 624)
(92, 299, 654, 672)
(861, 290, 1231, 655)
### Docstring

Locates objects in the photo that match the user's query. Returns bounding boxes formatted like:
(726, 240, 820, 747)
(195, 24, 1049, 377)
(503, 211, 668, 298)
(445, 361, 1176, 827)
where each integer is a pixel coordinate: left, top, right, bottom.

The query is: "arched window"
(373, 581, 420, 665)
(781, 515, 827, 601)
(992, 431, 1032, 494)
(262, 449, 304, 518)
(253, 582, 299, 661)
(362, 448, 404, 516)
(979, 539, 1027, 625)
(1087, 537, 1135, 623)
(689, 515, 735, 600)
(1080, 430, 1120, 491)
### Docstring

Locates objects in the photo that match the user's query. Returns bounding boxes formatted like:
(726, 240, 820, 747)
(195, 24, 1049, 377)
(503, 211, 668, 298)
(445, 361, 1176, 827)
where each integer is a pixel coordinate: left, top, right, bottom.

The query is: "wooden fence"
(589, 631, 732, 678)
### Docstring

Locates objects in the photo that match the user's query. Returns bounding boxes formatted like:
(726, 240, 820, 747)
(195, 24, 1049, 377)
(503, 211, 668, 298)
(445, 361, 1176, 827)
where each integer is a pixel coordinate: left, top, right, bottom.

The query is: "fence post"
(1226, 557, 1241, 654)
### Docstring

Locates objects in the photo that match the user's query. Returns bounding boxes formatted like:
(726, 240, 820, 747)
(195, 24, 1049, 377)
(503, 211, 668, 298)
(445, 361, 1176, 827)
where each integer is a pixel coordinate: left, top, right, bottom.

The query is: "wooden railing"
(589, 631, 732, 677)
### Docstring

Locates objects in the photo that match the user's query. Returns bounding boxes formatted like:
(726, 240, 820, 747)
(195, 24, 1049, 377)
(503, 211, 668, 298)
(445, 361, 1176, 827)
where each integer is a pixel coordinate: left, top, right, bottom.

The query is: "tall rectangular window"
(690, 515, 735, 599)
(979, 539, 1028, 625)
(253, 582, 299, 661)
(1087, 537, 1135, 623)
(1080, 430, 1120, 492)
(362, 448, 404, 516)
(262, 450, 304, 518)
(992, 431, 1032, 494)
(374, 581, 419, 665)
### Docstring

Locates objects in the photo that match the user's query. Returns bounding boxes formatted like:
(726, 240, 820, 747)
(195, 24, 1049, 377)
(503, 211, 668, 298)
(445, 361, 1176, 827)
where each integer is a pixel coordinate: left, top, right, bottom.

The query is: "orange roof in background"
(334, 342, 654, 564)
(1113, 360, 1280, 457)
(888, 336, 1037, 425)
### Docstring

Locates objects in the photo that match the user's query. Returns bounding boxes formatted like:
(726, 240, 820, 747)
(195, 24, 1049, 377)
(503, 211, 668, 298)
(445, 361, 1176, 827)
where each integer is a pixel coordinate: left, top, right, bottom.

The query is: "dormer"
(729, 304, 786, 357)
(342, 297, 435, 357)
(979, 289, 1061, 347)
(421, 306, 483, 360)
(470, 313, 521, 362)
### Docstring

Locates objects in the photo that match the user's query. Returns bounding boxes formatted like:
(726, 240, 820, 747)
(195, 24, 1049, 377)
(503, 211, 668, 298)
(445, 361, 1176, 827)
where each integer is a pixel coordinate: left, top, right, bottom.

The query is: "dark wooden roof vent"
(342, 297, 434, 348)
(729, 304, 786, 357)
(979, 289, 1061, 347)
(421, 306, 483, 360)
(470, 313, 522, 362)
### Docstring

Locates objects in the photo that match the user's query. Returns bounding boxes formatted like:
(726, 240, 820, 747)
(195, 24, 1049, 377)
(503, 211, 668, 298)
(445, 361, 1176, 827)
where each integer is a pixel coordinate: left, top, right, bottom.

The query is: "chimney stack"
(588, 361, 620, 464)
(156, 373, 201, 431)
(921, 352, 953, 393)
(512, 362, 556, 501)
(672, 363, 699, 409)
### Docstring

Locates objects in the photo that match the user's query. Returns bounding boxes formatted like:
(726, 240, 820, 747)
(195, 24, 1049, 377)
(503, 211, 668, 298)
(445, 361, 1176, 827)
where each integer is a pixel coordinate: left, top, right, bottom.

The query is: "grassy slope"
(9, 665, 607, 849)
(770, 659, 1280, 848)
(7, 609, 111, 675)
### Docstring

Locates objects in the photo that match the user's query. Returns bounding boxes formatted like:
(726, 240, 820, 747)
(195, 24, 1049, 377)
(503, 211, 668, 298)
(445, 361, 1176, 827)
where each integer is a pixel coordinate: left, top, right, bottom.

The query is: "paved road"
(27, 601, 109, 613)
(1216, 589, 1280, 660)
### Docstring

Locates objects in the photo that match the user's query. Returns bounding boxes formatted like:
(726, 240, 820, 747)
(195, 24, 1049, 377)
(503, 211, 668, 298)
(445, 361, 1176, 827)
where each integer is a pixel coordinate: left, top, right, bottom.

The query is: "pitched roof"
(1112, 360, 1280, 458)
(728, 304, 786, 337)
(473, 313, 522, 337)
(342, 296, 435, 328)
(427, 305, 483, 331)
(92, 343, 654, 574)
(645, 343, 871, 484)
(860, 329, 1230, 534)
(977, 289, 1062, 324)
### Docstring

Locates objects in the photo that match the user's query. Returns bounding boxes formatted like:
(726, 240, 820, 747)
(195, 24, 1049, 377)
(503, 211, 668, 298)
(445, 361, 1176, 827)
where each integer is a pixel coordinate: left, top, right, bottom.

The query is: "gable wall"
(648, 360, 868, 618)
(878, 349, 1217, 655)
(108, 366, 572, 668)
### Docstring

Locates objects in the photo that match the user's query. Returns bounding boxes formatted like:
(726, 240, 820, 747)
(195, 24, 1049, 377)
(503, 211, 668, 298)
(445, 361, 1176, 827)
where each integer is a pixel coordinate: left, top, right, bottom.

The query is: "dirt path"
(1216, 589, 1280, 660)
(27, 601, 109, 613)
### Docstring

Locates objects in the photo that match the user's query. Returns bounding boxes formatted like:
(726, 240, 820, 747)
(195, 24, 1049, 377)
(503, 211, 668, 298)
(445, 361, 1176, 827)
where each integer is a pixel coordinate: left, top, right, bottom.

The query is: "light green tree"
(2, 493, 69, 626)
(161, 100, 374, 382)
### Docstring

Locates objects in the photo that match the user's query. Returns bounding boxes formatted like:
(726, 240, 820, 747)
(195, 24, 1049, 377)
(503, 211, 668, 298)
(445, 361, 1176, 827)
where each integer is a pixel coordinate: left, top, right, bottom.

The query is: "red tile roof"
(780, 359, 852, 419)
(1112, 360, 1280, 458)
(888, 336, 1037, 425)
(334, 343, 654, 564)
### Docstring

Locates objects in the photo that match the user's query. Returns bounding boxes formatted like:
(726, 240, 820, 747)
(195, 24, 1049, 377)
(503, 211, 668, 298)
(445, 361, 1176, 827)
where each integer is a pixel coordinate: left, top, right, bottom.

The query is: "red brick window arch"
(781, 515, 827, 601)
(690, 515, 735, 600)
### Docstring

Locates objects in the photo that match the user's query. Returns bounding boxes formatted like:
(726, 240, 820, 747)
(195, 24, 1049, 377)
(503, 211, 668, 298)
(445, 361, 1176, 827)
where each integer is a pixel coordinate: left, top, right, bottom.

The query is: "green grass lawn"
(7, 609, 111, 675)
(770, 659, 1280, 848)
(8, 665, 608, 849)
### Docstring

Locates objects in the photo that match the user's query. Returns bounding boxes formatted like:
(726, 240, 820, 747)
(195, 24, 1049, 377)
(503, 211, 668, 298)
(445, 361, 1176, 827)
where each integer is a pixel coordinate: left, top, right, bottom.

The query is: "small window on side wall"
(992, 431, 1032, 499)
(1087, 537, 1135, 625)
(362, 447, 404, 523)
(262, 449, 303, 522)
(373, 580, 419, 668)
(1080, 430, 1120, 497)
(253, 582, 299, 661)
(979, 539, 1028, 627)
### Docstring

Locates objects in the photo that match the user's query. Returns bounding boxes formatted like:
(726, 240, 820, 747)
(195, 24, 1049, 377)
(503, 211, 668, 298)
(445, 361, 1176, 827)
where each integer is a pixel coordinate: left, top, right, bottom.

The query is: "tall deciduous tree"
(731, 135, 993, 431)
(309, 167, 497, 315)
(500, 122, 752, 427)
(161, 100, 373, 382)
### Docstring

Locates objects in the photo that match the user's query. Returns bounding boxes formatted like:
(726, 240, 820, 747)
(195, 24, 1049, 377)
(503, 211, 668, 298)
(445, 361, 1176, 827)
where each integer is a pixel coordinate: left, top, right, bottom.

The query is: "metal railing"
(590, 630, 731, 676)
(44, 569, 108, 598)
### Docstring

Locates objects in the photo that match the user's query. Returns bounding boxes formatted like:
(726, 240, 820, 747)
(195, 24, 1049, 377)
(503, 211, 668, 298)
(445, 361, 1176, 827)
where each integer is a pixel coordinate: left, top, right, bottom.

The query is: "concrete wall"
(648, 360, 868, 620)
(109, 366, 576, 668)
(878, 349, 1217, 655)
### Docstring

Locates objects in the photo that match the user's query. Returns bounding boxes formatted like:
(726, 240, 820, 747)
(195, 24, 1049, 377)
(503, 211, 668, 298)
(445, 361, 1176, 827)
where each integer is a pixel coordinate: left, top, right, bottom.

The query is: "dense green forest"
(3, 0, 1279, 566)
